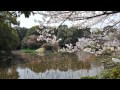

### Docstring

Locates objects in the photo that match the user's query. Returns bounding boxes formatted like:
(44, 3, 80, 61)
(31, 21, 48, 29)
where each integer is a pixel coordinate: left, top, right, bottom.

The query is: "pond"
(0, 51, 105, 79)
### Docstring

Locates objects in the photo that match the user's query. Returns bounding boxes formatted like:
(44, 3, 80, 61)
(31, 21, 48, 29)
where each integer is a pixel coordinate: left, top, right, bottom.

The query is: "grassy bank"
(81, 65, 120, 79)
(21, 48, 37, 55)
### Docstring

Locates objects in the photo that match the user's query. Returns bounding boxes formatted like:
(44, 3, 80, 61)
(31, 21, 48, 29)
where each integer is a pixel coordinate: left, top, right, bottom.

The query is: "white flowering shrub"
(36, 28, 62, 51)
(36, 28, 61, 45)
(104, 38, 120, 47)
(36, 25, 120, 56)
(76, 38, 95, 49)
(58, 43, 77, 53)
(58, 38, 96, 53)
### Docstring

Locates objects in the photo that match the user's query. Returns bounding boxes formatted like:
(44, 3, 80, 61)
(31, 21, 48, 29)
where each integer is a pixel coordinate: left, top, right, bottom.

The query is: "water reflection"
(0, 52, 105, 79)
(0, 60, 104, 79)
(0, 67, 19, 79)
(17, 65, 103, 79)
(16, 60, 104, 79)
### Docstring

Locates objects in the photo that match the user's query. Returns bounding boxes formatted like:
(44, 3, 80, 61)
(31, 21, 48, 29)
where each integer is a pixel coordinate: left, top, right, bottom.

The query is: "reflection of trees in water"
(76, 51, 97, 61)
(24, 53, 92, 73)
(0, 52, 25, 79)
(17, 67, 102, 79)
(0, 59, 12, 68)
(0, 67, 19, 79)
(0, 52, 26, 68)
(0, 52, 99, 78)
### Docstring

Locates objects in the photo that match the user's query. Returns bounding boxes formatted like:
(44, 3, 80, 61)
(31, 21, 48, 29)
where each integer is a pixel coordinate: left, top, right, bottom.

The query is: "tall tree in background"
(14, 26, 28, 42)
(0, 11, 32, 54)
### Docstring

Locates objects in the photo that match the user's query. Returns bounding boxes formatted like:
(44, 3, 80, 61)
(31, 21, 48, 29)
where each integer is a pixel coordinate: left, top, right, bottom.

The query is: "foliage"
(100, 66, 120, 79)
(76, 38, 95, 49)
(81, 66, 120, 79)
(11, 11, 33, 18)
(104, 38, 120, 47)
(0, 11, 24, 53)
(18, 11, 33, 18)
(14, 26, 28, 42)
(81, 76, 98, 79)
(57, 25, 91, 47)
(22, 48, 37, 54)
(0, 11, 19, 26)
(58, 25, 68, 31)
(23, 25, 61, 50)
(57, 26, 67, 47)
(103, 25, 117, 35)
(22, 35, 42, 50)
(93, 29, 103, 35)
(0, 23, 19, 52)
(102, 49, 114, 56)
(26, 25, 40, 37)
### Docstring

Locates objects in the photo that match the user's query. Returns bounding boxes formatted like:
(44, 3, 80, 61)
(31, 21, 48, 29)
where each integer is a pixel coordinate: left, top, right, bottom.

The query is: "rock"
(35, 48, 45, 56)
(35, 48, 45, 53)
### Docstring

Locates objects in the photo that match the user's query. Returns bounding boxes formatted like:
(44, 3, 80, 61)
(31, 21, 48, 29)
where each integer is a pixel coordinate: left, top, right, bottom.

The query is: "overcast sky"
(17, 14, 40, 28)
(17, 13, 120, 29)
(17, 14, 99, 28)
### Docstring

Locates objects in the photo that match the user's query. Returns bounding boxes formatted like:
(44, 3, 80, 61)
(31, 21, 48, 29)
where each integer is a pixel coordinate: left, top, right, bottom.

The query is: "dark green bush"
(0, 25, 19, 51)
(22, 42, 42, 50)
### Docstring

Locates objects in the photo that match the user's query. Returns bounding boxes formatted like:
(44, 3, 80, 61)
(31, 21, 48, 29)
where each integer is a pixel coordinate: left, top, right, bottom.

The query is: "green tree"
(0, 24, 19, 52)
(57, 26, 67, 47)
(26, 25, 40, 37)
(0, 11, 25, 53)
(56, 25, 91, 47)
(14, 26, 28, 42)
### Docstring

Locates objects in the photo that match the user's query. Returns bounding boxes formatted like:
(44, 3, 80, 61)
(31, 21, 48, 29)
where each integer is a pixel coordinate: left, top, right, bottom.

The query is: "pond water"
(0, 52, 105, 79)
(17, 65, 103, 79)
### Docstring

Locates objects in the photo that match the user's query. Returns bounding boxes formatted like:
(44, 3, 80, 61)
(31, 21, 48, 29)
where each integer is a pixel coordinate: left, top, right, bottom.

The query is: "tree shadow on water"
(0, 52, 25, 79)
(0, 51, 27, 69)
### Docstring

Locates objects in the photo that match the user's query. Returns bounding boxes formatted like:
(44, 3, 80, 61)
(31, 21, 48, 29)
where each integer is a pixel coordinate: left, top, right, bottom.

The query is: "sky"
(17, 12, 120, 29)
(17, 14, 40, 28)
(17, 14, 99, 29)
(17, 14, 72, 28)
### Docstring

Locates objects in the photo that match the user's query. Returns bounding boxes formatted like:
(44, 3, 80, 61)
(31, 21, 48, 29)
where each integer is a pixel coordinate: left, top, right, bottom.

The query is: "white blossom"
(104, 38, 120, 47)
(76, 38, 95, 49)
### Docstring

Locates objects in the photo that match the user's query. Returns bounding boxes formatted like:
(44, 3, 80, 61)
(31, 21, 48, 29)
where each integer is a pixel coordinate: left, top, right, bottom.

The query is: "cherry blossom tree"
(33, 11, 120, 29)
(32, 11, 120, 54)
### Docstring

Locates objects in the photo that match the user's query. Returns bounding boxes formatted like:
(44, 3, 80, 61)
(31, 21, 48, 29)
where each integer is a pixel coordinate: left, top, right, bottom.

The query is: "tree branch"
(72, 11, 120, 21)
(59, 11, 74, 26)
